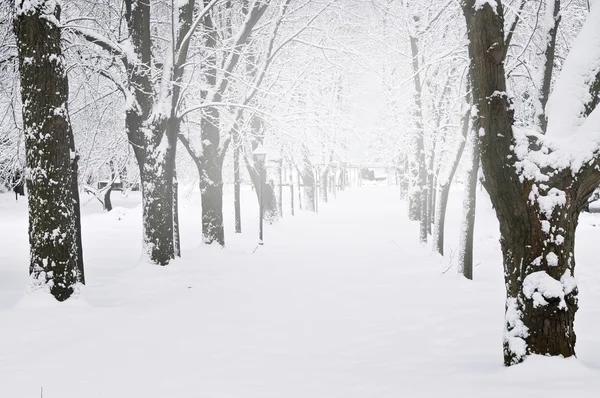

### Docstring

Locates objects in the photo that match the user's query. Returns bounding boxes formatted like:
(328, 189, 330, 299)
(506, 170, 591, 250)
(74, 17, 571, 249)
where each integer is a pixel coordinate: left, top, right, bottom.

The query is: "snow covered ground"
(1, 184, 600, 397)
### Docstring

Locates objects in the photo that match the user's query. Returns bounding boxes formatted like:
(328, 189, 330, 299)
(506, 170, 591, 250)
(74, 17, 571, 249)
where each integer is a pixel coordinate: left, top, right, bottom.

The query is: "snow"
(473, 0, 497, 12)
(1, 185, 600, 397)
(546, 5, 600, 139)
(523, 271, 568, 308)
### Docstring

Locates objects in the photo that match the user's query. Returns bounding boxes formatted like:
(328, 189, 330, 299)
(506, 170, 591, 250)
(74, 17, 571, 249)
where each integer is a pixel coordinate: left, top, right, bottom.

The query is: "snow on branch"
(546, 5, 600, 138)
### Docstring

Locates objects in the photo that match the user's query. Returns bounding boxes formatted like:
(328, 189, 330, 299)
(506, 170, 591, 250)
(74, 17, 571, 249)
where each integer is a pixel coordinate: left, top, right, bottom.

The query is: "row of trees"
(5, 0, 363, 299)
(8, 0, 600, 368)
(371, 0, 598, 366)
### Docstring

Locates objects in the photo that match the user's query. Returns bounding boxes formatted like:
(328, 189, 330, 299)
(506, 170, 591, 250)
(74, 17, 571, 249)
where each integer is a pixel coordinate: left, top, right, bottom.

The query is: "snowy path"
(1, 186, 600, 397)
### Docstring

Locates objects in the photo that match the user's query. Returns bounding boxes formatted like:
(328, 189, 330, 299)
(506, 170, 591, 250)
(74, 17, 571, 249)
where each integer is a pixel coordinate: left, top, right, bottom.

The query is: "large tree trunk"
(457, 129, 479, 280)
(462, 0, 598, 365)
(14, 1, 83, 300)
(137, 130, 176, 265)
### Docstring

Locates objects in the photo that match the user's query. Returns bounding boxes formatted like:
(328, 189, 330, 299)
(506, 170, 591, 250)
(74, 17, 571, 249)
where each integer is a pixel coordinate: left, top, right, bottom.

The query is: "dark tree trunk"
(457, 129, 479, 280)
(14, 1, 83, 300)
(103, 185, 113, 212)
(137, 129, 176, 264)
(462, 0, 600, 365)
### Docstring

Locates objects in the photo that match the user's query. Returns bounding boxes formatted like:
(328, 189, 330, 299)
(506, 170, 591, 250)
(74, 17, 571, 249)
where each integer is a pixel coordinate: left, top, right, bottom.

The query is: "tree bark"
(14, 1, 83, 300)
(457, 129, 479, 280)
(462, 0, 600, 365)
(409, 35, 428, 242)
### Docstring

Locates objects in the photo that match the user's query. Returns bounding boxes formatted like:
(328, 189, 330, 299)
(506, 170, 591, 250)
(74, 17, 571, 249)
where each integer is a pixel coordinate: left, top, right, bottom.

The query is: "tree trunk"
(14, 1, 83, 300)
(321, 168, 329, 202)
(433, 88, 471, 255)
(103, 185, 113, 212)
(138, 132, 176, 264)
(536, 0, 561, 133)
(301, 167, 316, 212)
(200, 133, 225, 245)
(71, 156, 85, 284)
(234, 136, 242, 233)
(173, 165, 181, 258)
(457, 129, 479, 280)
(409, 35, 427, 236)
(247, 162, 278, 223)
(462, 0, 595, 365)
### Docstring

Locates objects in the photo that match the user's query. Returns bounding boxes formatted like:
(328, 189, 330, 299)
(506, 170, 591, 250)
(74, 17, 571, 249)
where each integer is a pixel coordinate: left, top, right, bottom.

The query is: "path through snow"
(1, 186, 600, 397)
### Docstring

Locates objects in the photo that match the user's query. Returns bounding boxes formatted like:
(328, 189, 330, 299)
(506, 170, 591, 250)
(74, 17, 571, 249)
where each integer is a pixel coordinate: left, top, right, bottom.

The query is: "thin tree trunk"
(321, 168, 329, 202)
(234, 135, 242, 233)
(71, 156, 85, 284)
(409, 35, 428, 242)
(433, 88, 471, 255)
(301, 157, 316, 212)
(173, 165, 181, 258)
(457, 129, 479, 280)
(536, 0, 561, 133)
(277, 159, 283, 217)
(14, 0, 83, 300)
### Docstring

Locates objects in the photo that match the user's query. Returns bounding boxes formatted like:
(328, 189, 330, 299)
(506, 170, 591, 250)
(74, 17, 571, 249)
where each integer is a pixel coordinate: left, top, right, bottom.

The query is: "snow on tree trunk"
(462, 0, 600, 365)
(14, 0, 83, 300)
(409, 35, 428, 241)
(456, 128, 479, 280)
(535, 0, 561, 133)
(137, 125, 176, 265)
